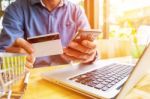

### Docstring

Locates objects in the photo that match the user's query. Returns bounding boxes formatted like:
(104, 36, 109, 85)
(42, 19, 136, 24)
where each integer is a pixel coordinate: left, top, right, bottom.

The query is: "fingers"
(81, 40, 96, 49)
(82, 51, 97, 63)
(63, 49, 96, 64)
(68, 41, 95, 54)
(13, 38, 34, 54)
(64, 47, 92, 60)
(68, 40, 96, 54)
(26, 61, 34, 68)
(61, 54, 83, 63)
(5, 46, 27, 54)
(27, 54, 35, 64)
(25, 55, 35, 68)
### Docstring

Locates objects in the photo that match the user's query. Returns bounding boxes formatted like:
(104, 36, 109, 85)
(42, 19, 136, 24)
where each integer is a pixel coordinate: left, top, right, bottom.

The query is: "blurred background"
(0, 0, 150, 59)
(70, 0, 150, 59)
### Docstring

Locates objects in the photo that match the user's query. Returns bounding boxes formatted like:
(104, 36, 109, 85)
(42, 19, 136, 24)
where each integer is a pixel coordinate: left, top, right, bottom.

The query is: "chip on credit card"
(27, 33, 63, 57)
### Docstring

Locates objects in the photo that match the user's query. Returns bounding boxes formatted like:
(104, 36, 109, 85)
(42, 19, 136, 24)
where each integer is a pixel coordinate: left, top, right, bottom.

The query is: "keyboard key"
(101, 77, 107, 80)
(101, 81, 108, 85)
(86, 82, 97, 87)
(108, 77, 115, 81)
(114, 79, 119, 83)
(117, 77, 123, 81)
(109, 81, 116, 85)
(102, 86, 109, 91)
(104, 75, 110, 78)
(80, 74, 87, 78)
(79, 78, 90, 84)
(95, 83, 105, 89)
(97, 78, 103, 82)
(107, 84, 113, 88)
(105, 79, 111, 82)
(97, 74, 103, 77)
(94, 76, 100, 79)
(92, 80, 100, 84)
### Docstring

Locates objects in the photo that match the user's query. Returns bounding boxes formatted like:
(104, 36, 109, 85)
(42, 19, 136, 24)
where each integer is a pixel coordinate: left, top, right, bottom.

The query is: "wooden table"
(13, 57, 150, 99)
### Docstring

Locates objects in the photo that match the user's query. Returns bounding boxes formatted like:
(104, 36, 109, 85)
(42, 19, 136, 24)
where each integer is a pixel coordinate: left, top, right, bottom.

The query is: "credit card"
(27, 33, 63, 57)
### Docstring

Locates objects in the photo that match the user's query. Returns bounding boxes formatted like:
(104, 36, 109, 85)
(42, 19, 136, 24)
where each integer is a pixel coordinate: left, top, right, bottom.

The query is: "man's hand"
(5, 38, 35, 68)
(62, 33, 97, 64)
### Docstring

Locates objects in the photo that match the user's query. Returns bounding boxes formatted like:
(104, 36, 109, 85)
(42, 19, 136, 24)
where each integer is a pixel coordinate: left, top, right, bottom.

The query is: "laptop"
(41, 43, 150, 99)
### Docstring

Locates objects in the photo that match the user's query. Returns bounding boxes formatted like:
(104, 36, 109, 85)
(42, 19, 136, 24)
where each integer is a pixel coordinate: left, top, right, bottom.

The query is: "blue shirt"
(0, 0, 90, 67)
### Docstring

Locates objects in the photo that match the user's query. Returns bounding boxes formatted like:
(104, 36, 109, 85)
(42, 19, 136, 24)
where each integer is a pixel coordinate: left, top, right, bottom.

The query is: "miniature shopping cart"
(0, 52, 27, 99)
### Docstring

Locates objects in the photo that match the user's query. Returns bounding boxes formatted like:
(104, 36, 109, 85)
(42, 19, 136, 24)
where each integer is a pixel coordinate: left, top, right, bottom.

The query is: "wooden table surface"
(12, 57, 150, 99)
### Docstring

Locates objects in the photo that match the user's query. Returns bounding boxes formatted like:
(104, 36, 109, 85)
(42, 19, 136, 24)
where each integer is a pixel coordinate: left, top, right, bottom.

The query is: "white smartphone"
(73, 29, 101, 41)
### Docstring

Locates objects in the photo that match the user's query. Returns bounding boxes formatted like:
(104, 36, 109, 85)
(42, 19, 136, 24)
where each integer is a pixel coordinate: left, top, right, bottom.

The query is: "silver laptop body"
(42, 43, 150, 99)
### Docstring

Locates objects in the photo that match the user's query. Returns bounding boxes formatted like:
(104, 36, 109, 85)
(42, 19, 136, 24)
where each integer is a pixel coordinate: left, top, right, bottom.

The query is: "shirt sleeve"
(0, 2, 24, 51)
(74, 6, 91, 30)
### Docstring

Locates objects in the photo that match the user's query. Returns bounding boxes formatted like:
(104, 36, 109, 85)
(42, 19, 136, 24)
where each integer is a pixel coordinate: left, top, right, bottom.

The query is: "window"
(98, 0, 150, 43)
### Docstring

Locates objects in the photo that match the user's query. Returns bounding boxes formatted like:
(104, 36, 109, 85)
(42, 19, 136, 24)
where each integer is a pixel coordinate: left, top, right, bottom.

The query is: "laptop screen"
(116, 43, 150, 99)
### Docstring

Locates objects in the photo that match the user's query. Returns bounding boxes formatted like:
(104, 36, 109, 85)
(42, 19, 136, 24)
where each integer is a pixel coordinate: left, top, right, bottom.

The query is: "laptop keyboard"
(69, 63, 133, 91)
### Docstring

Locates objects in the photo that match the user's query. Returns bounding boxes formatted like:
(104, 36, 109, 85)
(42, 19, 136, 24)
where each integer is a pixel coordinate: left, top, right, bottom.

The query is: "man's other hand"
(62, 33, 97, 64)
(5, 38, 35, 68)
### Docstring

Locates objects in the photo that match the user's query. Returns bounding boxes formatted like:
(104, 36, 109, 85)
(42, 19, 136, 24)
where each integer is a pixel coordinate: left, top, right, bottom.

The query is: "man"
(0, 0, 97, 68)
